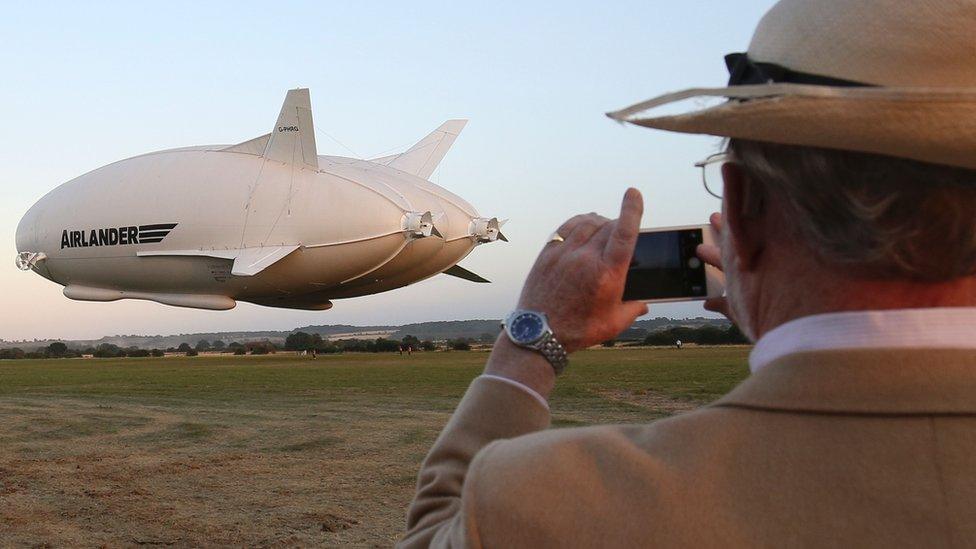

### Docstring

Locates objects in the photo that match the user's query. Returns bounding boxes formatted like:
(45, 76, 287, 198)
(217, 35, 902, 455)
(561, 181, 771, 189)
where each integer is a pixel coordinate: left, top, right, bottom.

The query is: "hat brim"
(608, 84, 976, 170)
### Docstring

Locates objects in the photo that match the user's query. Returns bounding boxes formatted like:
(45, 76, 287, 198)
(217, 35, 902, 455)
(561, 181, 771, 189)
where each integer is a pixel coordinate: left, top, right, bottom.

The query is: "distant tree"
(0, 348, 25, 360)
(420, 340, 436, 352)
(127, 348, 150, 358)
(334, 339, 366, 352)
(601, 340, 616, 348)
(726, 324, 750, 344)
(227, 341, 244, 350)
(195, 339, 211, 351)
(644, 327, 691, 346)
(478, 332, 497, 343)
(94, 343, 124, 358)
(642, 325, 749, 346)
(448, 339, 471, 351)
(186, 349, 199, 357)
(617, 327, 649, 341)
(233, 347, 246, 356)
(245, 341, 276, 355)
(316, 340, 340, 354)
(46, 341, 68, 357)
(363, 338, 399, 353)
(401, 335, 421, 349)
(211, 340, 226, 351)
(285, 332, 315, 351)
(177, 342, 192, 353)
(150, 349, 165, 357)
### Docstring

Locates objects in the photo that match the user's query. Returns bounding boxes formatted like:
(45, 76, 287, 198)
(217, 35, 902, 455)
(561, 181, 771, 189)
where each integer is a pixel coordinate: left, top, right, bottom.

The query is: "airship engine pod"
(15, 88, 506, 311)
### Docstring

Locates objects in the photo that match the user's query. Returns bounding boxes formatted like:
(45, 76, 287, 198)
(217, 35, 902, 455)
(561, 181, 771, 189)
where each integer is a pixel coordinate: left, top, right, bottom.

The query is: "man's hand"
(696, 212, 735, 322)
(517, 188, 649, 353)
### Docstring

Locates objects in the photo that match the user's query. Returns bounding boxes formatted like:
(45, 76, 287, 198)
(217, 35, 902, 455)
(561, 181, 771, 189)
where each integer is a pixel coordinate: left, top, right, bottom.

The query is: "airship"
(15, 88, 506, 311)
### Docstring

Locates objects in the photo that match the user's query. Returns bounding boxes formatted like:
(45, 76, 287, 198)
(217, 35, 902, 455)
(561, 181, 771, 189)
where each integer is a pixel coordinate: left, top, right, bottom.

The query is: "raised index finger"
(709, 211, 723, 234)
(603, 188, 643, 267)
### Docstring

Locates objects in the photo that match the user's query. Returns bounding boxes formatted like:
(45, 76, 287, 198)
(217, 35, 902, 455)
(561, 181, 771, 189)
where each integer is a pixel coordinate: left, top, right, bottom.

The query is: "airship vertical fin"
(373, 120, 467, 180)
(264, 88, 319, 170)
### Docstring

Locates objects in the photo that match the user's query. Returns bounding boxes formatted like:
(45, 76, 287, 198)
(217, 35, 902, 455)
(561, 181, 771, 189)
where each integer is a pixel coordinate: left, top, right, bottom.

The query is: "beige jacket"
(399, 349, 976, 548)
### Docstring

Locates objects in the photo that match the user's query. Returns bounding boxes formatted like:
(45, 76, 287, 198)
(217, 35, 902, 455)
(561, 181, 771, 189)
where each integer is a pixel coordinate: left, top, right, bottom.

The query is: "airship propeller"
(15, 251, 46, 271)
(470, 217, 508, 243)
(402, 211, 443, 239)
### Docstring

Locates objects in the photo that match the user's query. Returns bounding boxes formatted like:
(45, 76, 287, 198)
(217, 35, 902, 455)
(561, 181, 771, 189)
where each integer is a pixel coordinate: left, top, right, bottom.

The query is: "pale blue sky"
(1, 1, 777, 341)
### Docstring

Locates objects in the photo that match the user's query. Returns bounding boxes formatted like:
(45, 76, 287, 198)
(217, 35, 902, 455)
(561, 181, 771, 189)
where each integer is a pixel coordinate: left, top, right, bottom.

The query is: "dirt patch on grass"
(595, 389, 702, 415)
(0, 396, 450, 547)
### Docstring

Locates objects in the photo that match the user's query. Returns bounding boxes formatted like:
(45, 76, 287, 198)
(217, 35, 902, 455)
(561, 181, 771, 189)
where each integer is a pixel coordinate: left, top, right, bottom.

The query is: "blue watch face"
(510, 313, 545, 344)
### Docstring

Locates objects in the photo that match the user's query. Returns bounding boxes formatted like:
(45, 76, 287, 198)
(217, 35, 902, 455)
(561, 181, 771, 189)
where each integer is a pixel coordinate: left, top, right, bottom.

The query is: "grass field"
(0, 347, 750, 547)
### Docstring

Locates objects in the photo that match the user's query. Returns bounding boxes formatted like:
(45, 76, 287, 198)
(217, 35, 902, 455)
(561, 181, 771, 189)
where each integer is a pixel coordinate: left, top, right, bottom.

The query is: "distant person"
(675, 339, 682, 350)
(408, 345, 413, 356)
(399, 1, 976, 547)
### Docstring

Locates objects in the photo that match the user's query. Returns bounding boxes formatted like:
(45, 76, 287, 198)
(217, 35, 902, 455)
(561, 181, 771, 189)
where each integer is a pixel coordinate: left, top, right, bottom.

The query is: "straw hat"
(607, 0, 976, 169)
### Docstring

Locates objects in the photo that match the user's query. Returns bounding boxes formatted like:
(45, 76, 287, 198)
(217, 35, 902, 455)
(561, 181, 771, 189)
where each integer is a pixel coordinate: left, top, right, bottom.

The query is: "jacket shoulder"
(477, 404, 740, 471)
(465, 406, 741, 545)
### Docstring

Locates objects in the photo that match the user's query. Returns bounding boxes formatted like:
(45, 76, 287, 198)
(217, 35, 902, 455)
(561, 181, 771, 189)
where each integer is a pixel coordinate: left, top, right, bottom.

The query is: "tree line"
(0, 334, 478, 360)
(0, 325, 748, 361)
(639, 325, 749, 346)
(0, 339, 274, 360)
(284, 332, 473, 353)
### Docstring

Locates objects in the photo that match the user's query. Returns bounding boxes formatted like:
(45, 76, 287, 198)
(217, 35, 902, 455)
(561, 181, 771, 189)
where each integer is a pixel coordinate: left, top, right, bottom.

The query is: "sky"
(0, 0, 778, 342)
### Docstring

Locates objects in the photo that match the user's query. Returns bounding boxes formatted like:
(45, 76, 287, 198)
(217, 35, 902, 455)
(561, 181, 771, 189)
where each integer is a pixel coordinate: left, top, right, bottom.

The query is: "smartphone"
(622, 224, 724, 303)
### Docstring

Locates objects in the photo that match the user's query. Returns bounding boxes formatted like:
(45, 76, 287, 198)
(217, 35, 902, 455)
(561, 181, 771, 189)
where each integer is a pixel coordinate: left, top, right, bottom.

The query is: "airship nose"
(14, 209, 47, 271)
(15, 209, 37, 255)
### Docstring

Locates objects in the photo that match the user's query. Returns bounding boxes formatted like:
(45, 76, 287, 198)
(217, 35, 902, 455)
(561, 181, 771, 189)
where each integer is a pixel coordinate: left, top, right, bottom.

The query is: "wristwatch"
(501, 309, 569, 375)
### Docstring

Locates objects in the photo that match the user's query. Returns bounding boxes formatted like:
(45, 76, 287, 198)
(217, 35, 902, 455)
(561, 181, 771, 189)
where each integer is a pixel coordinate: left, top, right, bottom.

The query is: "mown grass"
(0, 347, 749, 405)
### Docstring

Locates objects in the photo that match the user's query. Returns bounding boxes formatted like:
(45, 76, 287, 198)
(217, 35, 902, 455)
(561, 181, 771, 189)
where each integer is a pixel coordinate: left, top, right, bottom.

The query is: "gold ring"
(548, 231, 565, 243)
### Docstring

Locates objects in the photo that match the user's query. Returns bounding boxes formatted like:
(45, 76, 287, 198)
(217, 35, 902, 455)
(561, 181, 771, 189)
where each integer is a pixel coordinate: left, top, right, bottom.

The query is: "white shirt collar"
(749, 307, 976, 373)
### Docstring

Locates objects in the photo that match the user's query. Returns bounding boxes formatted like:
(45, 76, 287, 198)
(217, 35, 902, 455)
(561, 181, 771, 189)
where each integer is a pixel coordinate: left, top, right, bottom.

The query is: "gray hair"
(727, 140, 976, 280)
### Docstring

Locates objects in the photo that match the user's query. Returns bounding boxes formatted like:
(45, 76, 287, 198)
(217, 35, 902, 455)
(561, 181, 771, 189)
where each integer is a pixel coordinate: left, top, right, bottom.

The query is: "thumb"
(617, 300, 649, 327)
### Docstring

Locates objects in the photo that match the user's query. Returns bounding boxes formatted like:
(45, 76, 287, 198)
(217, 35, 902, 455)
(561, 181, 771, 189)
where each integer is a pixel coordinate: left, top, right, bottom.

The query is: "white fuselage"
(16, 146, 490, 310)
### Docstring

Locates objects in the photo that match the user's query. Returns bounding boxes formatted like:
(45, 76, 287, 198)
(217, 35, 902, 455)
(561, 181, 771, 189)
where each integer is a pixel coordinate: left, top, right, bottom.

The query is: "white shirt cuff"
(479, 374, 550, 410)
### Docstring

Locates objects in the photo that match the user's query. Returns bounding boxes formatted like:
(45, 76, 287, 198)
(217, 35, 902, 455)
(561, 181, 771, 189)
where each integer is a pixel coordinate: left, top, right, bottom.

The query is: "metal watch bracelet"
(537, 333, 569, 375)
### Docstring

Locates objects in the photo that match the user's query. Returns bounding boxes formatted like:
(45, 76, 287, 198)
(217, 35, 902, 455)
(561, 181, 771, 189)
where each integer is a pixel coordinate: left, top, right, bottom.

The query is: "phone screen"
(623, 229, 708, 300)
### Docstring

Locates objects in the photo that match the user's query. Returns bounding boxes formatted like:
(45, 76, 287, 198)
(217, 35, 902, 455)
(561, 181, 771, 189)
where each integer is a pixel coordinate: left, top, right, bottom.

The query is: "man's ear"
(721, 162, 767, 272)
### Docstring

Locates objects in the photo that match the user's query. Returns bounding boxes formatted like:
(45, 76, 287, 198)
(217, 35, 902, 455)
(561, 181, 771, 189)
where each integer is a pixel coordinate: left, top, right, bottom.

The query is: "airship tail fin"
(371, 120, 467, 180)
(222, 88, 320, 170)
(442, 264, 490, 283)
(261, 88, 320, 169)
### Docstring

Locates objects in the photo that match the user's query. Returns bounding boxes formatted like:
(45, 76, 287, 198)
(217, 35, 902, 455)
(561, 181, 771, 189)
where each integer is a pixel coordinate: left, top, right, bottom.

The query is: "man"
(400, 0, 976, 546)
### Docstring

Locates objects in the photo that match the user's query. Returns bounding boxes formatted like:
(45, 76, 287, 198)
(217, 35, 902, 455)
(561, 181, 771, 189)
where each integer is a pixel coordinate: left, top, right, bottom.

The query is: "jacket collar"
(715, 348, 976, 415)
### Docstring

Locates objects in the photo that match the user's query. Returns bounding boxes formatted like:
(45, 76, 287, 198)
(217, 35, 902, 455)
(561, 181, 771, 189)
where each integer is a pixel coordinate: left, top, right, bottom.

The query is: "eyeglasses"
(694, 152, 730, 199)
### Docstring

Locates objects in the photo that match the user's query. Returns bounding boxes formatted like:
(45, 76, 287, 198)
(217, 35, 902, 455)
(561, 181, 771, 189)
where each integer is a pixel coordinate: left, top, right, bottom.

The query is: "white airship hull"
(15, 89, 504, 310)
